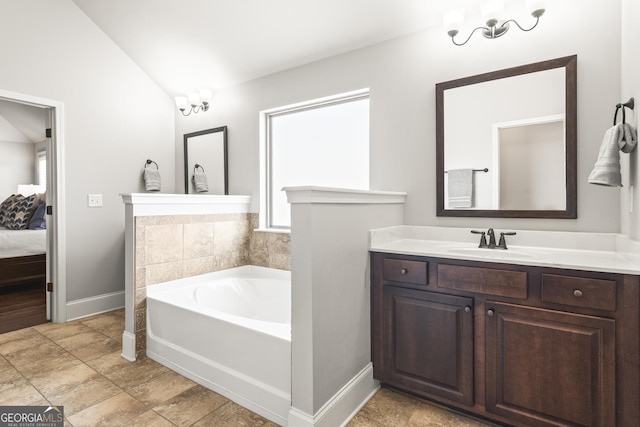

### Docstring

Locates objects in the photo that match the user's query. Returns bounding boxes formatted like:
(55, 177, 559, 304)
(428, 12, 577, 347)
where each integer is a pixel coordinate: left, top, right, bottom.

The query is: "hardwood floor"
(0, 281, 47, 334)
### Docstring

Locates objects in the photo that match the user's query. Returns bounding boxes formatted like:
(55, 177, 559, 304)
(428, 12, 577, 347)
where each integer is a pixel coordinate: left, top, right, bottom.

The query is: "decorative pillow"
(27, 192, 46, 224)
(3, 194, 36, 230)
(0, 194, 20, 226)
(28, 202, 46, 230)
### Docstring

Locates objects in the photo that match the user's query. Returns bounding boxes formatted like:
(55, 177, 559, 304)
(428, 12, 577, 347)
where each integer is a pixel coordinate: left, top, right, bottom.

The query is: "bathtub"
(146, 265, 291, 425)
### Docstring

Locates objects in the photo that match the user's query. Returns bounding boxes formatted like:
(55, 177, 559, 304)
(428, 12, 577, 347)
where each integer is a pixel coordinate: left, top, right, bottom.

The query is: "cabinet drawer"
(438, 264, 527, 299)
(383, 258, 428, 285)
(541, 274, 616, 311)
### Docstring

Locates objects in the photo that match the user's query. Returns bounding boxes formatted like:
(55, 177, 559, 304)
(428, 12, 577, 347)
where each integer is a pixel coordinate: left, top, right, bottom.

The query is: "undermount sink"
(446, 247, 536, 260)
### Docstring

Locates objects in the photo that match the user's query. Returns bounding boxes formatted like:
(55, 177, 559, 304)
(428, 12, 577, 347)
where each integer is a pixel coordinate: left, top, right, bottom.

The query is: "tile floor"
(0, 310, 494, 426)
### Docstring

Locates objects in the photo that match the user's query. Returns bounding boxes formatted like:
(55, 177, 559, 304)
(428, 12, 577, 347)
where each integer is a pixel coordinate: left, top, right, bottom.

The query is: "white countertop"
(370, 226, 640, 275)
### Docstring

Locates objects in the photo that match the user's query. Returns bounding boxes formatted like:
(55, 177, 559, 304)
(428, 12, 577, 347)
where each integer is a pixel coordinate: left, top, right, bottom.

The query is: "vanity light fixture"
(444, 0, 546, 46)
(175, 89, 212, 116)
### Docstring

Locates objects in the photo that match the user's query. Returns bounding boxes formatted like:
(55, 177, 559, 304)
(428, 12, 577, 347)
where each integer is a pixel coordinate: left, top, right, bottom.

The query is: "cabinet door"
(485, 301, 615, 427)
(382, 286, 474, 405)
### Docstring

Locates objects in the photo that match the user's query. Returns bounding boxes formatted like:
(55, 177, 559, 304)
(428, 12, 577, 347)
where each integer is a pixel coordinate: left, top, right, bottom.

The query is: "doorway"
(0, 89, 66, 327)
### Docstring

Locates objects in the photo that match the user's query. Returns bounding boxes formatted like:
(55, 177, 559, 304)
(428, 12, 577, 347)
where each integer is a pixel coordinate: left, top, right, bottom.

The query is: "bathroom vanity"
(370, 231, 640, 427)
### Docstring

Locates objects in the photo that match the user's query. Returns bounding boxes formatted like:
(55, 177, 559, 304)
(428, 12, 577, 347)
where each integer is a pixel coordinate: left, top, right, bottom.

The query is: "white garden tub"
(146, 265, 291, 425)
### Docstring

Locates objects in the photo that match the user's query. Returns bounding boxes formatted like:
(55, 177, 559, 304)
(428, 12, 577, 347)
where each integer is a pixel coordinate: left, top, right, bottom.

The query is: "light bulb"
(187, 92, 201, 107)
(443, 9, 464, 36)
(481, 0, 505, 27)
(174, 96, 188, 110)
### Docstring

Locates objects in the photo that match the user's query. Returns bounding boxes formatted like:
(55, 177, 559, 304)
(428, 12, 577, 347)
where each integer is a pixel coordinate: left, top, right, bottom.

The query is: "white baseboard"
(121, 331, 136, 362)
(65, 291, 125, 321)
(288, 363, 380, 427)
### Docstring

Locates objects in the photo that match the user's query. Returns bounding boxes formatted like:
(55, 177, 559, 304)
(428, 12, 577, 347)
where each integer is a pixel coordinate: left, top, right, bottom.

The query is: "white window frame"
(259, 88, 370, 231)
(37, 149, 47, 187)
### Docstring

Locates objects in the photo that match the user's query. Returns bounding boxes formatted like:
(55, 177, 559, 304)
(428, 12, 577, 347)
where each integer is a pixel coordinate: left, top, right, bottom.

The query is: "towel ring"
(613, 97, 635, 125)
(194, 164, 205, 172)
(145, 159, 159, 170)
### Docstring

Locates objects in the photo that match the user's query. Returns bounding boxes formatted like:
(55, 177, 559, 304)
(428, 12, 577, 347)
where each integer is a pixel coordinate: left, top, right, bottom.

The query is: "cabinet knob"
(573, 289, 583, 298)
(400, 268, 408, 275)
(464, 306, 471, 313)
(487, 309, 494, 317)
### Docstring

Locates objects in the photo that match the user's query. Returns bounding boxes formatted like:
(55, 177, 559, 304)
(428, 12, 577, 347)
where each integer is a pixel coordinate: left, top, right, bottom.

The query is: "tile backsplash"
(133, 212, 290, 358)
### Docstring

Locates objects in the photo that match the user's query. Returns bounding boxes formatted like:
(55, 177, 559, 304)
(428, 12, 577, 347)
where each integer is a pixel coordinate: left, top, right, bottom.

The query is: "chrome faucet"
(471, 228, 517, 249)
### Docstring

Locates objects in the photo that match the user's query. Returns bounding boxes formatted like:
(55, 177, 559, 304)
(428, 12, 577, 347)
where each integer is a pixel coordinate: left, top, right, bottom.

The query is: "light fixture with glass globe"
(444, 0, 546, 46)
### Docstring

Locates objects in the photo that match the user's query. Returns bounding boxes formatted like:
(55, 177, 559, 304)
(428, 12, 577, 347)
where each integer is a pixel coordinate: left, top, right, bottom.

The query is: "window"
(37, 150, 47, 187)
(262, 90, 370, 229)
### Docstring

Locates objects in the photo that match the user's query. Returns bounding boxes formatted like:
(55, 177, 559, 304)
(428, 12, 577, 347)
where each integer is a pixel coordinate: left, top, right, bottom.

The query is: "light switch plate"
(88, 194, 103, 207)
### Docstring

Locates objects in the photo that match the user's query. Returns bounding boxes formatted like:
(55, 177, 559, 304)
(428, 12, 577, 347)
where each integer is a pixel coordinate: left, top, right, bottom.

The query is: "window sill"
(253, 228, 291, 234)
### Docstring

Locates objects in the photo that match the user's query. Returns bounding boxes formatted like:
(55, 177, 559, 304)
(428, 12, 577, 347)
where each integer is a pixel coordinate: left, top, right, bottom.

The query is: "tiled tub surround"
(121, 194, 290, 360)
(134, 214, 290, 359)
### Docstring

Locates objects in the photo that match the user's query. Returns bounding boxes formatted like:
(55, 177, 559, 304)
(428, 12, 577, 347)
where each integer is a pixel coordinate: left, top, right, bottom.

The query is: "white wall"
(621, 0, 640, 240)
(0, 0, 175, 302)
(0, 141, 33, 201)
(185, 0, 621, 233)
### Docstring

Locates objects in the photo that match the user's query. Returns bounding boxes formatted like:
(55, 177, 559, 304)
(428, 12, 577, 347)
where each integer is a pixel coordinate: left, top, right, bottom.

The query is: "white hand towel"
(192, 170, 209, 193)
(619, 123, 637, 153)
(448, 169, 473, 208)
(588, 124, 622, 187)
(143, 169, 161, 192)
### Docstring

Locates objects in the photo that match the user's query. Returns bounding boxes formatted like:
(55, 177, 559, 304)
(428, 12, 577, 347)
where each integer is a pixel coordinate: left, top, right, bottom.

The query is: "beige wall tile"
(183, 257, 215, 277)
(146, 261, 183, 285)
(183, 223, 214, 259)
(214, 220, 249, 254)
(135, 267, 146, 289)
(145, 224, 183, 264)
(135, 245, 146, 268)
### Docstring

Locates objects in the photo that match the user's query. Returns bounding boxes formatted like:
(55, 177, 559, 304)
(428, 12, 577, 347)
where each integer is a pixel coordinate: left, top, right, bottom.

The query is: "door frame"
(0, 89, 66, 323)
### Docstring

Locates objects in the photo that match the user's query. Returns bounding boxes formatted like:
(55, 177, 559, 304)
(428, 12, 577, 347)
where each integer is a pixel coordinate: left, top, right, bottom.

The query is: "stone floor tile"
(128, 410, 176, 427)
(407, 401, 495, 427)
(153, 384, 228, 426)
(357, 388, 419, 427)
(192, 401, 267, 426)
(84, 350, 132, 375)
(102, 357, 169, 390)
(49, 375, 122, 416)
(55, 331, 121, 362)
(347, 412, 386, 426)
(0, 328, 51, 356)
(0, 378, 46, 406)
(29, 362, 100, 398)
(67, 391, 147, 427)
(128, 370, 196, 406)
(34, 321, 94, 341)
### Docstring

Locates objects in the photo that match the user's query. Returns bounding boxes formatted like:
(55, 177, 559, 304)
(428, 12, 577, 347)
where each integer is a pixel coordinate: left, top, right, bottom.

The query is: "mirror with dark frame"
(184, 126, 228, 195)
(436, 55, 577, 218)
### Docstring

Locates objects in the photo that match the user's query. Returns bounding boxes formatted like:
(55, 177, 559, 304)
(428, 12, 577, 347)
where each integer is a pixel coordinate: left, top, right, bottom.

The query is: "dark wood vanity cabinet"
(371, 252, 640, 427)
(381, 286, 474, 405)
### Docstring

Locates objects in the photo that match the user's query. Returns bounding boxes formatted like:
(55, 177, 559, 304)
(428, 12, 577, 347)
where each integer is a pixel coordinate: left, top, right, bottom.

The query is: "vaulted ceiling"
(70, 0, 446, 95)
(4, 1, 483, 140)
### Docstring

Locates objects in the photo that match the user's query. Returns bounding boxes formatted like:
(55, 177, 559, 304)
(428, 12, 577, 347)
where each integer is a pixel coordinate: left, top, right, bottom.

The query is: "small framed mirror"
(436, 55, 577, 218)
(184, 126, 228, 195)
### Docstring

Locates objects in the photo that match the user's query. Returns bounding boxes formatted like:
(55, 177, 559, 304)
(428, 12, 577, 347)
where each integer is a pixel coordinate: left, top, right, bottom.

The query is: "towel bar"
(445, 168, 489, 173)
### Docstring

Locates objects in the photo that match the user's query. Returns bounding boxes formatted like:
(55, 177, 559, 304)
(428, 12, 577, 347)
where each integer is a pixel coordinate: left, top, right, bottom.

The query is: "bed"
(0, 226, 46, 288)
(0, 190, 47, 289)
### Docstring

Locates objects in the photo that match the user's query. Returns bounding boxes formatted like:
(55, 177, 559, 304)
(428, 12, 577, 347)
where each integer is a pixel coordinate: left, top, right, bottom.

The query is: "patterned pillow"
(0, 194, 21, 226)
(27, 192, 46, 223)
(3, 194, 36, 230)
